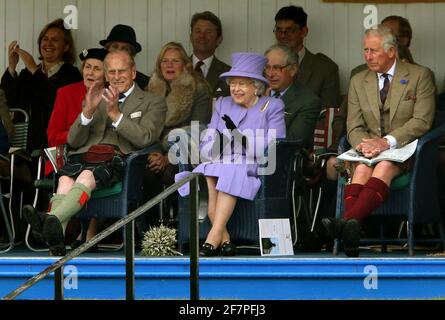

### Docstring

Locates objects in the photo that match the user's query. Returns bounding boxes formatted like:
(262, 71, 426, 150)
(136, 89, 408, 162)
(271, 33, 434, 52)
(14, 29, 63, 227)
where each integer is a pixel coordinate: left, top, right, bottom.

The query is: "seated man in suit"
(274, 5, 340, 109)
(264, 43, 323, 251)
(190, 11, 230, 98)
(264, 43, 321, 150)
(23, 51, 167, 256)
(322, 25, 435, 257)
(100, 24, 150, 89)
(325, 16, 416, 182)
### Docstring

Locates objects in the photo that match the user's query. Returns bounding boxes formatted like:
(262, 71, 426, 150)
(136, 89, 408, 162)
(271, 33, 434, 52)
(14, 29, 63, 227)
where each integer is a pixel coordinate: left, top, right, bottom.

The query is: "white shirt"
(377, 60, 396, 91)
(192, 55, 214, 78)
(43, 62, 64, 78)
(270, 85, 291, 99)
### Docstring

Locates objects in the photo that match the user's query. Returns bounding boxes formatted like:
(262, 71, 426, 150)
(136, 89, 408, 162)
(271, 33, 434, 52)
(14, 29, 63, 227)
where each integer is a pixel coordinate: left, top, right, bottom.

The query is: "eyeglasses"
(161, 59, 183, 66)
(273, 27, 299, 36)
(228, 80, 253, 89)
(264, 64, 292, 74)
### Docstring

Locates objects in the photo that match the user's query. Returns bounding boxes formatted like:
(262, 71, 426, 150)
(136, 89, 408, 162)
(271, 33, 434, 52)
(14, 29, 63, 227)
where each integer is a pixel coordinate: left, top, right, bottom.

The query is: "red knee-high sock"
(344, 183, 364, 212)
(343, 177, 389, 223)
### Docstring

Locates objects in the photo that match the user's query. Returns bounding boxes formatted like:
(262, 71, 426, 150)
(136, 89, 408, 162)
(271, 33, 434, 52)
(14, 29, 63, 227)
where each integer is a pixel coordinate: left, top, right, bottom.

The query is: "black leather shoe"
(221, 241, 237, 256)
(199, 243, 220, 257)
(42, 215, 66, 256)
(342, 219, 361, 258)
(322, 217, 346, 239)
(23, 205, 49, 243)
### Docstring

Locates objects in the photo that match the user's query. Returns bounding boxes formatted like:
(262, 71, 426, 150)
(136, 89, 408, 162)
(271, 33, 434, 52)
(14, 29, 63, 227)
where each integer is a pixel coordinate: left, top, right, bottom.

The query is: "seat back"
(177, 139, 301, 249)
(313, 107, 340, 151)
(76, 146, 155, 219)
(9, 108, 29, 151)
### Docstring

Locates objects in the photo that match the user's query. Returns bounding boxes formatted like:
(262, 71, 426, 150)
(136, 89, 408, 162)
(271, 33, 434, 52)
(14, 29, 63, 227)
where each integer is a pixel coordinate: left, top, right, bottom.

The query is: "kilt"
(58, 153, 126, 189)
(340, 156, 413, 182)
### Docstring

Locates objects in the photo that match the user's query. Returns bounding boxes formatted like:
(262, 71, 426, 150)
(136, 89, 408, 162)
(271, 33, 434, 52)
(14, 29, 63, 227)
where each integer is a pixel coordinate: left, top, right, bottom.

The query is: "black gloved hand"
(221, 114, 249, 151)
(222, 114, 237, 130)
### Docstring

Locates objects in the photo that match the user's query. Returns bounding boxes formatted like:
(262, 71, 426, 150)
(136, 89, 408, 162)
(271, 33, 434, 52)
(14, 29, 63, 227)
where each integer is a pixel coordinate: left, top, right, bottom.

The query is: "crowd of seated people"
(0, 5, 444, 258)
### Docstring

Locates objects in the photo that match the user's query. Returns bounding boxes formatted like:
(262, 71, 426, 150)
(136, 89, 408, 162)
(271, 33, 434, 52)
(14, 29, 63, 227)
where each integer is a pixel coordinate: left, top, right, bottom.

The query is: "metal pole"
(125, 220, 135, 300)
(189, 177, 199, 300)
(3, 173, 200, 300)
(54, 266, 64, 300)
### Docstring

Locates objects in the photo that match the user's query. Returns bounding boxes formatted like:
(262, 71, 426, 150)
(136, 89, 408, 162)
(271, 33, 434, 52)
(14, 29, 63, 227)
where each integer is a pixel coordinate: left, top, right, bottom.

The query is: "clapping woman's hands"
(8, 41, 20, 76)
(17, 48, 38, 74)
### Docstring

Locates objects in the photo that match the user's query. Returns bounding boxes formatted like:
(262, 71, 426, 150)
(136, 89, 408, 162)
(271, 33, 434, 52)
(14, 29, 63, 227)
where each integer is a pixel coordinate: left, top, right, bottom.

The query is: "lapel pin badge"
(400, 79, 408, 84)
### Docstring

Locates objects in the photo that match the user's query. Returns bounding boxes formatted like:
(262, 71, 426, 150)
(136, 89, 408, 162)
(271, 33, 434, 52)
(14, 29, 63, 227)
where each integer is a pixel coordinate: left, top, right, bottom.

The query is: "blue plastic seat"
(25, 145, 160, 251)
(334, 124, 445, 256)
(177, 139, 301, 252)
(76, 144, 160, 222)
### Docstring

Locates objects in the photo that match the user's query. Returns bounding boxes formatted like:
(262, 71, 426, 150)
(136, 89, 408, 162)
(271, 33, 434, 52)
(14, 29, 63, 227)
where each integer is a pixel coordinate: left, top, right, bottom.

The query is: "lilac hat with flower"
(219, 52, 269, 85)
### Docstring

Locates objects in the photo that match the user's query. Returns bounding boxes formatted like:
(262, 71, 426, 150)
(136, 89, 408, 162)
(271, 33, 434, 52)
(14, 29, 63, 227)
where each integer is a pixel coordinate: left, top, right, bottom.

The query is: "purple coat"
(177, 95, 285, 200)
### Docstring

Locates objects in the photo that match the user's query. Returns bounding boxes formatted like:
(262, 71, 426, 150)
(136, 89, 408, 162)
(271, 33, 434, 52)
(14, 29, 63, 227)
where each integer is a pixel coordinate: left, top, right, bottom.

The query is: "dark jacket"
(1, 63, 82, 151)
(282, 80, 322, 149)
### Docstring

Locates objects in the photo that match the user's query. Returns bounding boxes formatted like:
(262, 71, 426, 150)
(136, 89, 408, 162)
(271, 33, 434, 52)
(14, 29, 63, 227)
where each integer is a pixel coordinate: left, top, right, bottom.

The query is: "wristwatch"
(383, 137, 391, 149)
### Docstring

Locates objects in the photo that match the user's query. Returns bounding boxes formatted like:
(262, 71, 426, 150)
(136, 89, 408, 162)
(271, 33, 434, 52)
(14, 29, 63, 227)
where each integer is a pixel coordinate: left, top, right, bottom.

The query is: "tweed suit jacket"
(281, 80, 322, 149)
(205, 56, 231, 98)
(67, 84, 167, 155)
(297, 49, 341, 108)
(347, 60, 436, 149)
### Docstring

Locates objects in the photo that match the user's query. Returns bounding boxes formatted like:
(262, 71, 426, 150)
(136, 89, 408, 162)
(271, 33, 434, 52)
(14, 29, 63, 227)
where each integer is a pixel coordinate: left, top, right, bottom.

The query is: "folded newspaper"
(337, 139, 418, 166)
(44, 145, 66, 173)
(44, 146, 58, 173)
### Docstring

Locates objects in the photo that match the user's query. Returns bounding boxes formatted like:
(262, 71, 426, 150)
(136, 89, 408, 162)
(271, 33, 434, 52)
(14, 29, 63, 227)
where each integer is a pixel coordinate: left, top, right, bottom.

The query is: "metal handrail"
(3, 172, 201, 300)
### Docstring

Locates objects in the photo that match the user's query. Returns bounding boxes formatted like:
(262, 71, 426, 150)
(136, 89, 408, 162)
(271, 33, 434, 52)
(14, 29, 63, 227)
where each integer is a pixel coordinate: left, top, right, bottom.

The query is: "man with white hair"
(322, 25, 436, 257)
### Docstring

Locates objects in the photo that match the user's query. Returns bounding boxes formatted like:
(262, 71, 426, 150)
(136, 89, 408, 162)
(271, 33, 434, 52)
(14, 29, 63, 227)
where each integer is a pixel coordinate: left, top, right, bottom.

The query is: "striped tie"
(380, 73, 390, 104)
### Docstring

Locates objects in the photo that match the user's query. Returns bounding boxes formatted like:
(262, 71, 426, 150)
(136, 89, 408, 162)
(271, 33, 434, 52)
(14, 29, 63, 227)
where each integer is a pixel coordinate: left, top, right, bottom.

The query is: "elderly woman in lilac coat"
(176, 52, 286, 256)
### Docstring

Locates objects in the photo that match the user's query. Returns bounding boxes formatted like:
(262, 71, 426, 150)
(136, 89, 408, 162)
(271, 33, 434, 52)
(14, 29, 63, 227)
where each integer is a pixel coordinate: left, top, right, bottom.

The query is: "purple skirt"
(193, 162, 260, 200)
(175, 162, 261, 201)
